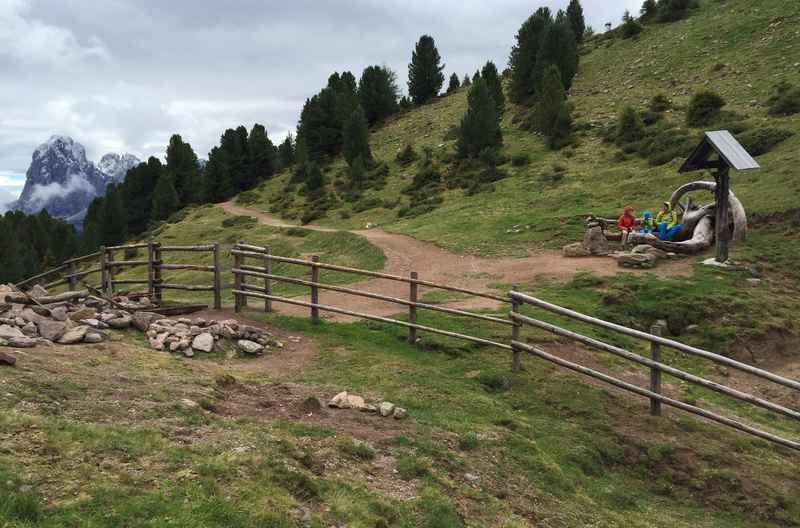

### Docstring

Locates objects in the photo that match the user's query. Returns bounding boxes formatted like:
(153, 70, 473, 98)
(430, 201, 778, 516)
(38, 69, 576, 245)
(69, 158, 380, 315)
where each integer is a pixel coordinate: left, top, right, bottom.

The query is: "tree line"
(0, 210, 79, 284)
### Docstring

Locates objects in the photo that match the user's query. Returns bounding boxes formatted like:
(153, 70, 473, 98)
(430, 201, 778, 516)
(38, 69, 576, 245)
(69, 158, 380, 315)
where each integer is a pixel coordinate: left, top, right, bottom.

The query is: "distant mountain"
(12, 136, 140, 225)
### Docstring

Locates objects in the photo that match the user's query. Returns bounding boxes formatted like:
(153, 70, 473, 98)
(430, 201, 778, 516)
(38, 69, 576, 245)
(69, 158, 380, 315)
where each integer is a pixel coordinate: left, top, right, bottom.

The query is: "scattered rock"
(617, 252, 657, 269)
(328, 391, 366, 410)
(58, 326, 89, 345)
(582, 226, 609, 255)
(192, 333, 214, 353)
(392, 407, 408, 420)
(237, 339, 264, 355)
(361, 403, 378, 413)
(0, 325, 25, 339)
(50, 306, 68, 321)
(132, 311, 161, 332)
(7, 336, 37, 348)
(300, 396, 322, 414)
(69, 308, 96, 322)
(180, 398, 198, 409)
(107, 314, 132, 329)
(37, 320, 67, 342)
(21, 322, 38, 337)
(0, 351, 16, 366)
(84, 332, 105, 344)
(563, 242, 591, 258)
(746, 278, 762, 285)
(29, 284, 48, 298)
(379, 401, 396, 417)
(465, 472, 480, 483)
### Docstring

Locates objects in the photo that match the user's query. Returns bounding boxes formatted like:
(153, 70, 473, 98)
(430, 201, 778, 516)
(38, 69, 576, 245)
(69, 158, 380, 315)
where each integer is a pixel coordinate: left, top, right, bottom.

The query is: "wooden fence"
(230, 241, 799, 452)
(17, 242, 222, 309)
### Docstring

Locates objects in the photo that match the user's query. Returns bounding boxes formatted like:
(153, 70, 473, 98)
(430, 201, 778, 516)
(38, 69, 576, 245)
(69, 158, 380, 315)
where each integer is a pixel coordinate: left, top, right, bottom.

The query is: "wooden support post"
(67, 260, 77, 291)
(147, 241, 155, 297)
(650, 324, 663, 416)
(99, 246, 108, 294)
(237, 241, 248, 308)
(511, 285, 521, 372)
(105, 248, 115, 296)
(310, 255, 320, 323)
(264, 246, 272, 313)
(408, 271, 418, 344)
(153, 242, 163, 303)
(714, 167, 731, 263)
(212, 243, 222, 310)
(233, 248, 243, 313)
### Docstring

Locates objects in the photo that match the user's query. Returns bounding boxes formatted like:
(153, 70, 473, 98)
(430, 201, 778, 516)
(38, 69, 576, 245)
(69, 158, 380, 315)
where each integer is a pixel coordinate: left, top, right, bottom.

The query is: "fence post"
(99, 246, 108, 294)
(650, 324, 663, 416)
(511, 285, 521, 372)
(213, 243, 222, 310)
(310, 255, 320, 323)
(408, 271, 418, 344)
(264, 246, 272, 313)
(67, 260, 77, 291)
(105, 247, 115, 296)
(238, 241, 248, 308)
(153, 242, 163, 303)
(147, 241, 155, 297)
(233, 246, 242, 313)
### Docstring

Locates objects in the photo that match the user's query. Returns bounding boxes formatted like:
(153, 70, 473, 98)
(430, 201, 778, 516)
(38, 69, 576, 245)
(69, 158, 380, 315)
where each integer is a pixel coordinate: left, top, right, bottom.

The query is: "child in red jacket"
(617, 205, 637, 244)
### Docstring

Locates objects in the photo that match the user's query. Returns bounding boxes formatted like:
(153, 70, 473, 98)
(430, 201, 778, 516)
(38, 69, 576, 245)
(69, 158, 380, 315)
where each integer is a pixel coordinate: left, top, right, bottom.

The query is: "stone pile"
(328, 391, 408, 419)
(613, 244, 685, 269)
(0, 285, 281, 359)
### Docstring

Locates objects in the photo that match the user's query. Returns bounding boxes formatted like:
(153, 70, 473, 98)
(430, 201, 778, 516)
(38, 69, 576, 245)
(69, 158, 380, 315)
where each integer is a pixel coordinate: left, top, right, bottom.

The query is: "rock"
(50, 306, 68, 321)
(221, 324, 239, 339)
(237, 339, 264, 355)
(0, 351, 16, 366)
(180, 398, 198, 408)
(58, 325, 89, 345)
(361, 403, 378, 413)
(300, 396, 322, 414)
(617, 252, 657, 269)
(746, 278, 762, 285)
(378, 401, 396, 417)
(563, 242, 590, 258)
(0, 324, 24, 339)
(7, 336, 37, 348)
(192, 333, 214, 353)
(81, 318, 104, 329)
(69, 308, 96, 322)
(328, 391, 366, 410)
(21, 322, 38, 337)
(392, 407, 408, 420)
(582, 226, 609, 255)
(0, 284, 13, 303)
(20, 308, 48, 325)
(99, 312, 117, 322)
(37, 320, 66, 341)
(465, 472, 479, 483)
(169, 341, 182, 352)
(30, 284, 48, 298)
(84, 332, 105, 343)
(107, 315, 132, 329)
(183, 348, 195, 358)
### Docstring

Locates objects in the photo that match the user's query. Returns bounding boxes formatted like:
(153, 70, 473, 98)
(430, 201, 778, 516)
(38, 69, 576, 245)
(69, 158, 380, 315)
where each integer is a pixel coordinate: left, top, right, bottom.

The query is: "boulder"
(7, 336, 37, 348)
(617, 252, 657, 269)
(133, 311, 162, 331)
(378, 401, 395, 417)
(582, 226, 609, 255)
(30, 284, 48, 298)
(84, 332, 105, 343)
(0, 324, 24, 339)
(50, 306, 68, 322)
(20, 308, 48, 325)
(107, 315, 132, 329)
(237, 339, 264, 355)
(192, 333, 214, 353)
(69, 308, 96, 322)
(563, 242, 590, 258)
(0, 351, 16, 366)
(21, 322, 38, 337)
(183, 348, 195, 358)
(392, 407, 408, 420)
(58, 325, 89, 345)
(632, 244, 668, 258)
(37, 320, 67, 342)
(328, 391, 366, 410)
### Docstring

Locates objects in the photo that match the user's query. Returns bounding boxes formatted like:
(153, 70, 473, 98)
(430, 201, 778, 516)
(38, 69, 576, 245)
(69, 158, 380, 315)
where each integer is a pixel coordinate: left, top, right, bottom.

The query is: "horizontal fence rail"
(509, 291, 800, 451)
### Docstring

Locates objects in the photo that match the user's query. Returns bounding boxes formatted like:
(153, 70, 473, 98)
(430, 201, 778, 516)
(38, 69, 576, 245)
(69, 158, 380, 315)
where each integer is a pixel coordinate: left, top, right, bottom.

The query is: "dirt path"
(220, 202, 694, 320)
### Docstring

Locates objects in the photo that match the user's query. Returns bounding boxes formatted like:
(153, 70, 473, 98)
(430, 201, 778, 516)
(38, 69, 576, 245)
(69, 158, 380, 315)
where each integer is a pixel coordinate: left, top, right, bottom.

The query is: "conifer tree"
(533, 64, 572, 149)
(358, 65, 399, 125)
(533, 12, 579, 91)
(399, 96, 413, 111)
(407, 35, 445, 104)
(204, 146, 235, 202)
(640, 0, 658, 22)
(278, 133, 295, 168)
(566, 0, 586, 42)
(100, 184, 127, 245)
(457, 78, 502, 158)
(617, 106, 645, 143)
(247, 123, 277, 185)
(81, 198, 103, 253)
(151, 174, 180, 222)
(509, 7, 553, 102)
(480, 61, 505, 115)
(349, 155, 367, 189)
(122, 157, 162, 234)
(462, 74, 471, 86)
(165, 134, 199, 205)
(447, 73, 461, 94)
(342, 105, 373, 166)
(304, 162, 325, 193)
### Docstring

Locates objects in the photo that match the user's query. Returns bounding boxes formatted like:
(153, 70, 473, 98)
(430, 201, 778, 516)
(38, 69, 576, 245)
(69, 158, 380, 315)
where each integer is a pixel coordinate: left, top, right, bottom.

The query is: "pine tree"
(247, 123, 277, 186)
(122, 157, 162, 234)
(447, 73, 461, 94)
(462, 74, 471, 86)
(399, 96, 413, 111)
(358, 65, 399, 125)
(220, 128, 248, 190)
(509, 7, 553, 102)
(278, 133, 295, 168)
(640, 0, 658, 22)
(165, 134, 199, 205)
(457, 78, 502, 158)
(407, 35, 445, 104)
(566, 0, 586, 42)
(151, 173, 180, 222)
(617, 106, 645, 143)
(473, 70, 481, 83)
(480, 61, 505, 115)
(621, 10, 644, 39)
(533, 64, 572, 149)
(533, 12, 579, 92)
(204, 146, 235, 202)
(81, 197, 103, 253)
(349, 155, 367, 189)
(100, 184, 127, 246)
(304, 162, 325, 193)
(342, 105, 373, 166)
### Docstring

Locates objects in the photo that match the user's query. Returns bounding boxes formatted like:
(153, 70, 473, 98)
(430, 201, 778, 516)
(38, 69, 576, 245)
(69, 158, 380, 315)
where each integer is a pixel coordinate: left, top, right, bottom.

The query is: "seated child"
(639, 210, 656, 234)
(656, 202, 683, 241)
(617, 205, 637, 244)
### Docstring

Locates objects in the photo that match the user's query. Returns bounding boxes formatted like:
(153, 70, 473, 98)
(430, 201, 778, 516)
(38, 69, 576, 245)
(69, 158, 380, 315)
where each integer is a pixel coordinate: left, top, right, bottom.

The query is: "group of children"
(617, 203, 683, 242)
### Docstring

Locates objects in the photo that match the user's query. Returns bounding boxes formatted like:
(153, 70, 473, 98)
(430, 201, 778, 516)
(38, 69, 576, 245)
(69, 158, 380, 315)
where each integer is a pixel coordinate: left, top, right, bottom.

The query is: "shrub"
(353, 196, 384, 213)
(686, 90, 726, 126)
(767, 81, 800, 117)
(649, 94, 671, 113)
(478, 371, 510, 393)
(621, 15, 643, 39)
(658, 0, 698, 23)
(221, 215, 257, 228)
(736, 128, 794, 157)
(285, 227, 310, 237)
(617, 106, 645, 144)
(511, 153, 530, 166)
(396, 144, 418, 165)
(639, 109, 663, 126)
(338, 438, 376, 460)
(236, 190, 259, 205)
(458, 432, 479, 451)
(396, 456, 429, 480)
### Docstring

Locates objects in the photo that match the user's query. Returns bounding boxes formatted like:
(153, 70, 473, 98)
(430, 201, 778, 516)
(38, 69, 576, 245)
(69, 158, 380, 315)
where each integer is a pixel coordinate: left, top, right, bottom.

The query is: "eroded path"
(220, 202, 694, 320)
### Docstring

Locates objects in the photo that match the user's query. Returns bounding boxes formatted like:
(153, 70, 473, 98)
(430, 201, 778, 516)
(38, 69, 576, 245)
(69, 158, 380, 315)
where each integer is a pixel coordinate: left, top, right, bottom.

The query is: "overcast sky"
(0, 0, 640, 207)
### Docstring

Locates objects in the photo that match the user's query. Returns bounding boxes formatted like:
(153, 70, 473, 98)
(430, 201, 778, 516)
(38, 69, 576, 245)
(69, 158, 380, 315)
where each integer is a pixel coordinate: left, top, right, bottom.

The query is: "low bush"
(221, 215, 257, 228)
(396, 456, 429, 480)
(767, 81, 800, 117)
(686, 90, 726, 127)
(617, 106, 645, 144)
(338, 438, 376, 460)
(511, 152, 530, 167)
(235, 190, 259, 205)
(395, 144, 418, 165)
(458, 432, 479, 451)
(478, 371, 510, 393)
(353, 196, 384, 213)
(621, 16, 643, 39)
(736, 128, 795, 157)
